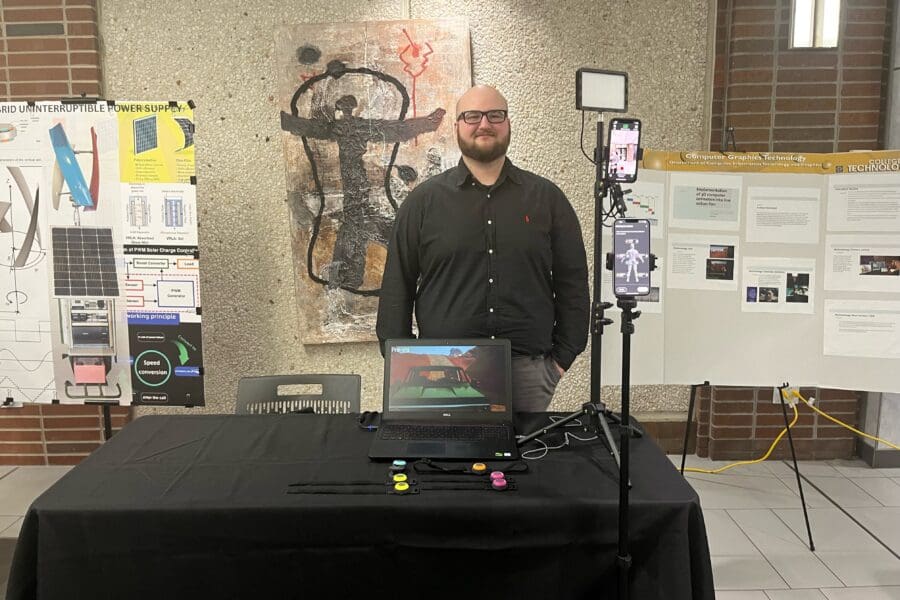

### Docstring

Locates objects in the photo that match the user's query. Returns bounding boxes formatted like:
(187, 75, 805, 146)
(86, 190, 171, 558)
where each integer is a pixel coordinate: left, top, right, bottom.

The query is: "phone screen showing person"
(607, 118, 641, 183)
(612, 218, 651, 296)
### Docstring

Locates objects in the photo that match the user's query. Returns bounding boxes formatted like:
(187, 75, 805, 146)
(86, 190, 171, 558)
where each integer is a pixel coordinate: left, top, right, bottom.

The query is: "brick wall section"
(639, 420, 696, 455)
(696, 385, 711, 457)
(703, 0, 882, 458)
(1, 0, 102, 101)
(0, 0, 129, 466)
(695, 386, 859, 460)
(0, 405, 131, 465)
(710, 0, 891, 152)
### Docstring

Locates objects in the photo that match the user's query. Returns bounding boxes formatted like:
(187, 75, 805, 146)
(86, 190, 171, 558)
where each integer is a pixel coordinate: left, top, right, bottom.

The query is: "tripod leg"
(597, 411, 620, 469)
(596, 412, 632, 489)
(681, 384, 699, 474)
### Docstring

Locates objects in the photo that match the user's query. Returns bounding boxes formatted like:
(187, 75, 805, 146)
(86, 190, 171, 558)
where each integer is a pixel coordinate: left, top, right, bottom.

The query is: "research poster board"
(598, 150, 900, 393)
(0, 100, 204, 406)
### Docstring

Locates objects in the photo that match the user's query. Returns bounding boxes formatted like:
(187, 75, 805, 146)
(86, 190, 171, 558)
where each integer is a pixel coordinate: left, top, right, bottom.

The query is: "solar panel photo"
(52, 227, 120, 297)
(133, 115, 158, 154)
(174, 117, 194, 149)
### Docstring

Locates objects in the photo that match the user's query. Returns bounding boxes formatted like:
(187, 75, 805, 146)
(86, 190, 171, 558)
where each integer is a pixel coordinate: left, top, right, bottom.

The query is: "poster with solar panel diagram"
(0, 161, 53, 402)
(123, 242, 203, 406)
(115, 102, 201, 405)
(0, 102, 46, 165)
(0, 103, 96, 404)
(117, 102, 195, 184)
(0, 100, 203, 407)
(38, 103, 132, 404)
(121, 184, 197, 246)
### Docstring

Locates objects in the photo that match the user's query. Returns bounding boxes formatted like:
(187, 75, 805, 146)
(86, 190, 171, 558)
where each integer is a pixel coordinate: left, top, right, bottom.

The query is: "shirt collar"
(453, 156, 522, 187)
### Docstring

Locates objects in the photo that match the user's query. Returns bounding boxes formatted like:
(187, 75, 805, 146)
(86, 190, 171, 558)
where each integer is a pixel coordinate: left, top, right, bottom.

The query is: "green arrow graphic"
(172, 340, 189, 365)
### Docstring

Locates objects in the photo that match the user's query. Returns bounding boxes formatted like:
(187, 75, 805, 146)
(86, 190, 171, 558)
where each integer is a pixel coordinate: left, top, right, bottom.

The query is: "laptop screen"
(385, 340, 510, 418)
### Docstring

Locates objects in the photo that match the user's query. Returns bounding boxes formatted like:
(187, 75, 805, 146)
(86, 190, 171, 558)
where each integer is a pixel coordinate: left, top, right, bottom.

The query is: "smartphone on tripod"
(612, 218, 651, 297)
(607, 118, 642, 183)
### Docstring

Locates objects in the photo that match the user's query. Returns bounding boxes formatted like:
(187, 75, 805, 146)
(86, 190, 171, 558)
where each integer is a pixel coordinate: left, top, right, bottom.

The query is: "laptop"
(368, 339, 519, 460)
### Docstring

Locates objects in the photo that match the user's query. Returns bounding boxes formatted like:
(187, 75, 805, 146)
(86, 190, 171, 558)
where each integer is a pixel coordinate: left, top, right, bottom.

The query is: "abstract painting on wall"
(276, 19, 471, 343)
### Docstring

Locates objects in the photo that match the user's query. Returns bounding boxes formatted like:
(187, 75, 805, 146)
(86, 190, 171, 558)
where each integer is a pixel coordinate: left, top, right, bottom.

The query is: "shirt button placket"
(486, 190, 496, 337)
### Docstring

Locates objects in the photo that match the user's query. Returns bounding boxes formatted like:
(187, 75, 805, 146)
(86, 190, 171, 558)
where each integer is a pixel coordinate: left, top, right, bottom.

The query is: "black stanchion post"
(101, 403, 113, 441)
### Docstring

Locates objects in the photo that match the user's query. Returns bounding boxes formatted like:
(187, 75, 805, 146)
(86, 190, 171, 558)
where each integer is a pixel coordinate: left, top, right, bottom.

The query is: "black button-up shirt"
(376, 158, 589, 369)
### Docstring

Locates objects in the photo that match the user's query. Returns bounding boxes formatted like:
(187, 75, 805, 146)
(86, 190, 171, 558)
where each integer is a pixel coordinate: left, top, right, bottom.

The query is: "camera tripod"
(516, 112, 658, 598)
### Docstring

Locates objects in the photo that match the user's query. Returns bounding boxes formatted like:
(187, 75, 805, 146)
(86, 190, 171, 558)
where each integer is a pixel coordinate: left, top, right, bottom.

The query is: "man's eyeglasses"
(457, 109, 508, 125)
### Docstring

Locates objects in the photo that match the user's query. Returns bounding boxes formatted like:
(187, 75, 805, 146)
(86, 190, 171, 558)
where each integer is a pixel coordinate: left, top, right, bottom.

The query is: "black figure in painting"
(281, 61, 446, 294)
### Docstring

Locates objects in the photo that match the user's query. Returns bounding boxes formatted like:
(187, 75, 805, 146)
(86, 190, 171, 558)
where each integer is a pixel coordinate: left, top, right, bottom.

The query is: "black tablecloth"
(7, 413, 713, 600)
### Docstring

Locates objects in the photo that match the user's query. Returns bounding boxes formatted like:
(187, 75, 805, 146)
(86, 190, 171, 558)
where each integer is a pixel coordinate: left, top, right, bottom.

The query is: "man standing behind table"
(376, 85, 589, 412)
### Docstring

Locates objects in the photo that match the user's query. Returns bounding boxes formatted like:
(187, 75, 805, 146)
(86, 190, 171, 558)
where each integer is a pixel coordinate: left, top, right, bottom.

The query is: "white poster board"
(598, 150, 900, 393)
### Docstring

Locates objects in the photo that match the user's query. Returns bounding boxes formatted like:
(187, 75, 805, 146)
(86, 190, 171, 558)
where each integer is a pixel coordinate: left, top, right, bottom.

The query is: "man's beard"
(457, 128, 510, 162)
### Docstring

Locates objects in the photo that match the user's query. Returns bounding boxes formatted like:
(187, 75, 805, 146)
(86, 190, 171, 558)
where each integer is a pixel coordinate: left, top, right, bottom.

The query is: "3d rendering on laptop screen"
(386, 344, 508, 414)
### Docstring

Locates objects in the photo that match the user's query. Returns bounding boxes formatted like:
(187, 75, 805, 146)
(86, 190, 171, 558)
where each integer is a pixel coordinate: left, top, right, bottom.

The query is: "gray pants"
(511, 355, 562, 412)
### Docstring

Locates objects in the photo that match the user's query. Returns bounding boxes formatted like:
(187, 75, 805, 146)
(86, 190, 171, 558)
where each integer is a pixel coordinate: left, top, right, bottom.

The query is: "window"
(791, 0, 841, 48)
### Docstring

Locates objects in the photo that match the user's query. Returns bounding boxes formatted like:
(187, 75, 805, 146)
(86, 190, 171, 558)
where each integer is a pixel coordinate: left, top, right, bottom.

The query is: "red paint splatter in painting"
(399, 28, 434, 145)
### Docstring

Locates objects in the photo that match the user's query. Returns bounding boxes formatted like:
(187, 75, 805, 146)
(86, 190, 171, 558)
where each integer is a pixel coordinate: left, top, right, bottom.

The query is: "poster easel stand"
(680, 382, 815, 551)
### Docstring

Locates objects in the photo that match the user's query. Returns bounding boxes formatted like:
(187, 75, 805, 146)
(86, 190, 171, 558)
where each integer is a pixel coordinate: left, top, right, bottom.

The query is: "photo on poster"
(705, 259, 734, 281)
(825, 235, 900, 293)
(667, 234, 739, 291)
(741, 257, 816, 314)
(859, 255, 899, 276)
(759, 287, 779, 302)
(785, 272, 810, 303)
(117, 102, 195, 184)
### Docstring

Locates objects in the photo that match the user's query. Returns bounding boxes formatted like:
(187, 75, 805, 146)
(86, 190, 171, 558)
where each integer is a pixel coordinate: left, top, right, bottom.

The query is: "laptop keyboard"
(380, 423, 509, 442)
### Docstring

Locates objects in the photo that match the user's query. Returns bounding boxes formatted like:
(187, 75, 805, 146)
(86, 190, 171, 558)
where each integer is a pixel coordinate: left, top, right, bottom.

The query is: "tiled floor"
(676, 455, 900, 599)
(0, 465, 73, 597)
(1, 459, 899, 598)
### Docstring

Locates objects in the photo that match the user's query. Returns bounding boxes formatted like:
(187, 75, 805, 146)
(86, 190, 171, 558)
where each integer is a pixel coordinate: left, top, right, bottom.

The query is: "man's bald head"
(454, 85, 511, 164)
(455, 85, 508, 117)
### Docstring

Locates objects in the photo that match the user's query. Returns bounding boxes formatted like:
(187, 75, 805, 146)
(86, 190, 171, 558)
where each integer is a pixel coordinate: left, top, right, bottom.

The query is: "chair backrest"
(236, 374, 361, 415)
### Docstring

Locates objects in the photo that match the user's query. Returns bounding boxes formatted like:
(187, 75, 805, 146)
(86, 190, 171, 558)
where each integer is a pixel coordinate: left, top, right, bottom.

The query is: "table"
(7, 413, 713, 599)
